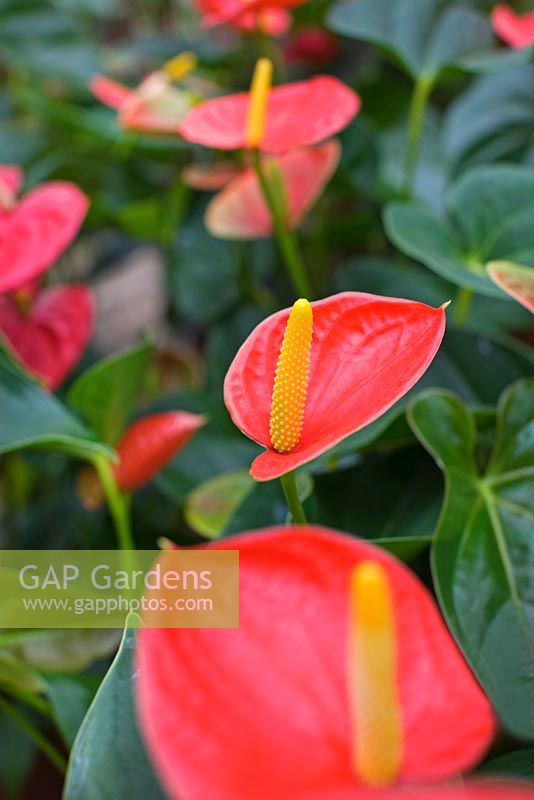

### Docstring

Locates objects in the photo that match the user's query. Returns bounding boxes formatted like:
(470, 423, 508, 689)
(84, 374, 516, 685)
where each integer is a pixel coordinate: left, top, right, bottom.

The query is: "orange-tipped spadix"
(163, 51, 198, 81)
(269, 298, 313, 453)
(348, 561, 402, 788)
(245, 58, 273, 148)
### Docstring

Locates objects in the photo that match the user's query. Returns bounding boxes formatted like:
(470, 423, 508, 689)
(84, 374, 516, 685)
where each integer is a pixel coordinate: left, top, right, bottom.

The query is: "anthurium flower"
(179, 58, 360, 154)
(224, 293, 446, 480)
(195, 0, 304, 36)
(491, 5, 534, 48)
(90, 52, 199, 134)
(0, 285, 93, 391)
(206, 140, 340, 239)
(137, 526, 495, 800)
(0, 165, 88, 294)
(488, 261, 534, 314)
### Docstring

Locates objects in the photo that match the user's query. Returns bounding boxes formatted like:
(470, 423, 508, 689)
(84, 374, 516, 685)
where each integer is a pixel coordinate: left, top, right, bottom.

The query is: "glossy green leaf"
(327, 0, 492, 80)
(185, 470, 255, 539)
(0, 713, 35, 799)
(481, 749, 534, 780)
(309, 446, 443, 545)
(443, 65, 534, 170)
(0, 340, 111, 460)
(408, 380, 534, 738)
(64, 616, 166, 800)
(45, 675, 96, 748)
(68, 341, 153, 445)
(168, 216, 240, 324)
(385, 164, 534, 296)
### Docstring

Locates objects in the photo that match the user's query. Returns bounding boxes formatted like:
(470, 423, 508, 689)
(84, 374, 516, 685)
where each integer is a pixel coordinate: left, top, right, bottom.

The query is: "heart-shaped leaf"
(327, 0, 493, 81)
(384, 164, 534, 296)
(45, 675, 96, 748)
(63, 616, 166, 800)
(68, 340, 154, 445)
(0, 340, 111, 460)
(185, 470, 255, 539)
(443, 65, 534, 171)
(408, 379, 534, 739)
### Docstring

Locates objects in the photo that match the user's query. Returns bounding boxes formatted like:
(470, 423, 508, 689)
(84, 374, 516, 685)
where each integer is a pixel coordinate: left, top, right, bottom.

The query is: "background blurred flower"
(182, 160, 244, 191)
(206, 140, 340, 239)
(0, 165, 88, 294)
(91, 53, 199, 134)
(487, 261, 534, 313)
(137, 526, 495, 800)
(491, 5, 534, 48)
(284, 26, 340, 64)
(195, 0, 304, 35)
(0, 285, 93, 390)
(224, 293, 446, 480)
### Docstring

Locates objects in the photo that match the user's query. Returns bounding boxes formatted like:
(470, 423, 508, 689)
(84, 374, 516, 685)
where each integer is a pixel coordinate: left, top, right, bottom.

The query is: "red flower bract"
(206, 140, 340, 239)
(0, 285, 93, 391)
(136, 526, 495, 800)
(179, 75, 360, 154)
(224, 292, 446, 481)
(113, 411, 205, 491)
(491, 4, 534, 49)
(0, 168, 88, 294)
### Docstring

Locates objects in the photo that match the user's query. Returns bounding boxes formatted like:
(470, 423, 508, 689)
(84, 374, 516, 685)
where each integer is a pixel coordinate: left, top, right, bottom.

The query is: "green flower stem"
(280, 471, 307, 524)
(0, 694, 67, 774)
(251, 149, 313, 299)
(403, 75, 434, 192)
(453, 287, 473, 327)
(93, 455, 135, 552)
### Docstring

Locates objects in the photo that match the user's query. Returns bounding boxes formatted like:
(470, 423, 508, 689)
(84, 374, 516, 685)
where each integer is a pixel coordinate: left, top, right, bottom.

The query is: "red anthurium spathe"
(224, 293, 446, 480)
(90, 52, 199, 134)
(113, 411, 206, 491)
(195, 0, 303, 35)
(0, 285, 93, 390)
(179, 58, 360, 154)
(0, 166, 88, 295)
(137, 526, 495, 800)
(206, 140, 340, 239)
(491, 5, 534, 48)
(488, 261, 534, 314)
